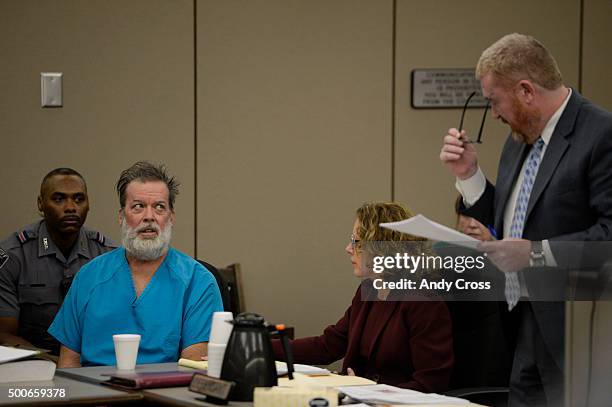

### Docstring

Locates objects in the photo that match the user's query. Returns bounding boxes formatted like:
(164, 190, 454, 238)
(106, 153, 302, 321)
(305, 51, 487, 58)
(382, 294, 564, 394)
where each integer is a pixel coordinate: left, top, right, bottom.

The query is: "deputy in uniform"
(0, 168, 115, 354)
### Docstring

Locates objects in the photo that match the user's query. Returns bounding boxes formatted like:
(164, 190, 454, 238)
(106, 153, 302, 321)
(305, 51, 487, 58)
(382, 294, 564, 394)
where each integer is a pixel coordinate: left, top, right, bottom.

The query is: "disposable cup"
(209, 312, 234, 345)
(207, 343, 227, 378)
(113, 334, 141, 370)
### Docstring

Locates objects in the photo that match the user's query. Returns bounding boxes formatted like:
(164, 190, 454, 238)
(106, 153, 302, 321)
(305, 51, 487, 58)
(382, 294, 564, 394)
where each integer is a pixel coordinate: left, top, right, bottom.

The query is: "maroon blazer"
(273, 284, 453, 392)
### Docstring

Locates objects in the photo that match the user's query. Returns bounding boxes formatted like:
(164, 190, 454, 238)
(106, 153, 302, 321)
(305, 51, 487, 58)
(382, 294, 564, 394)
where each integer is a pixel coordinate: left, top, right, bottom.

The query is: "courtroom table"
(0, 374, 142, 406)
(56, 362, 251, 406)
(52, 363, 485, 407)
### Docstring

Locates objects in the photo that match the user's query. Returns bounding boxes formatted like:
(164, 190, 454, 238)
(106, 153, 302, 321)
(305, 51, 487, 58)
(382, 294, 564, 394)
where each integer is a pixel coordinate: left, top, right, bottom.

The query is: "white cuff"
(455, 167, 486, 207)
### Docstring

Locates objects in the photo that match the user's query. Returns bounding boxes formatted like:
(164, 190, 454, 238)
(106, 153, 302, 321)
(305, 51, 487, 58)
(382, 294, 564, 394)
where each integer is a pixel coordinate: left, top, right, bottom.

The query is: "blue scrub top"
(48, 247, 223, 366)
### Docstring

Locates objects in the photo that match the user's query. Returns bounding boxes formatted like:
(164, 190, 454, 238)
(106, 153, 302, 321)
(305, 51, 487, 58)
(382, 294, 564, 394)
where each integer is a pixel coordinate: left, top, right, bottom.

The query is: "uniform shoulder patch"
(0, 248, 8, 269)
(87, 230, 116, 247)
(16, 230, 34, 244)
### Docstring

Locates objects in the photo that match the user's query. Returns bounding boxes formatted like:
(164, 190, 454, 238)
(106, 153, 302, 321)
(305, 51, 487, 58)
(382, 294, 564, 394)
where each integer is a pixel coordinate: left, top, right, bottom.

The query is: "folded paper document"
(178, 358, 208, 370)
(381, 214, 479, 249)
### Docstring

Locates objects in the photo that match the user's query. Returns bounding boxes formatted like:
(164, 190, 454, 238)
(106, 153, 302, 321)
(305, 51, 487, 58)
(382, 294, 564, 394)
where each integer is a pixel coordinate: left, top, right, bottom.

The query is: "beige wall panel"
(566, 301, 591, 405)
(197, 0, 392, 336)
(567, 1, 612, 404)
(394, 0, 580, 228)
(567, 301, 612, 406)
(0, 0, 195, 254)
(583, 0, 612, 109)
(589, 300, 612, 405)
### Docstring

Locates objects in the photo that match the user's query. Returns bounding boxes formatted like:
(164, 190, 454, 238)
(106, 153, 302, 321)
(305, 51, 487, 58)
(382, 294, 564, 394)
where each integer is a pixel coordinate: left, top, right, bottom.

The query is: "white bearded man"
(49, 161, 223, 367)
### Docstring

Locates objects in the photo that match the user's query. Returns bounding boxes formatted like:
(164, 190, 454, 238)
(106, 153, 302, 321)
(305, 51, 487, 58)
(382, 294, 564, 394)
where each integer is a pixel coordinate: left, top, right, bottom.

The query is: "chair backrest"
(197, 260, 232, 312)
(446, 301, 512, 389)
(217, 263, 245, 315)
(445, 387, 509, 407)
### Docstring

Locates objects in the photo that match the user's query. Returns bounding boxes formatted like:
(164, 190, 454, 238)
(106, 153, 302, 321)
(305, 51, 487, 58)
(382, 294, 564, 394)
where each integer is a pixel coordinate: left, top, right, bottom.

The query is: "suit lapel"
(525, 91, 581, 219)
(525, 136, 569, 218)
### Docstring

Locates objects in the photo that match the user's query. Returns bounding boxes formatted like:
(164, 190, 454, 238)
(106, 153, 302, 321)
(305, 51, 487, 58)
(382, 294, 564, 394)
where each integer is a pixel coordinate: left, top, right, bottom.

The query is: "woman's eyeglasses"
(458, 91, 490, 144)
(350, 234, 360, 249)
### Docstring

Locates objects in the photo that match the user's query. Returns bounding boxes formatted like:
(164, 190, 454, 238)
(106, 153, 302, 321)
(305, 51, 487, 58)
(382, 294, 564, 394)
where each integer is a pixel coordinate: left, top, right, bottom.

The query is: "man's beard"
(121, 219, 172, 261)
(508, 94, 541, 144)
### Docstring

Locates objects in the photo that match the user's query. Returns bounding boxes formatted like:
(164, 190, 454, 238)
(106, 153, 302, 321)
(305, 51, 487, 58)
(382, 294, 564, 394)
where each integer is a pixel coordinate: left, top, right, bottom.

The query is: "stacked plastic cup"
(207, 312, 233, 378)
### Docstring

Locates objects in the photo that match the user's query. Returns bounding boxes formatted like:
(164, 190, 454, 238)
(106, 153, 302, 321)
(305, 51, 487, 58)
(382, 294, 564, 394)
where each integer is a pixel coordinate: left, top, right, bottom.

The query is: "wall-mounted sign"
(411, 68, 487, 109)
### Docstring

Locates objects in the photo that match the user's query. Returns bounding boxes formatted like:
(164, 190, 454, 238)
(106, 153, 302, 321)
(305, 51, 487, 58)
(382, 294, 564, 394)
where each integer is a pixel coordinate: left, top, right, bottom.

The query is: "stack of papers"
(337, 384, 469, 405)
(278, 373, 375, 388)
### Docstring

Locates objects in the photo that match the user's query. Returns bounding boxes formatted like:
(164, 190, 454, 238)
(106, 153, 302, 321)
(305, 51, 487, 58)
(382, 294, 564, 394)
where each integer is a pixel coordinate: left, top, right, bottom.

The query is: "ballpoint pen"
(487, 225, 498, 240)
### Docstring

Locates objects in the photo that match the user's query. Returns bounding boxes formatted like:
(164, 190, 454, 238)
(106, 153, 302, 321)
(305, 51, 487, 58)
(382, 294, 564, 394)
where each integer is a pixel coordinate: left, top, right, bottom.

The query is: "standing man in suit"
(440, 33, 612, 406)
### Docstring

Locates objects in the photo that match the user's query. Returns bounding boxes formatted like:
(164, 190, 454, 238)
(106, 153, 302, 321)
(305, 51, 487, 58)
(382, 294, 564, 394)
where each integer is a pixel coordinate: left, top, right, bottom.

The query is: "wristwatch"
(529, 240, 546, 267)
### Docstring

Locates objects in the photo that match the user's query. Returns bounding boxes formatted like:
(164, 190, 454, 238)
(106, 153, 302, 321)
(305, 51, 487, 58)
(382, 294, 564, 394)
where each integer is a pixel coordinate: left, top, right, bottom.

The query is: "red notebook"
(104, 370, 206, 389)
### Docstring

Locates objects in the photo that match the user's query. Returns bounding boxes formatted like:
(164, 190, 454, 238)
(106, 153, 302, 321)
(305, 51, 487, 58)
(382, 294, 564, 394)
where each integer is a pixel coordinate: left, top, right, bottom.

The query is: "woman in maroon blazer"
(273, 202, 454, 393)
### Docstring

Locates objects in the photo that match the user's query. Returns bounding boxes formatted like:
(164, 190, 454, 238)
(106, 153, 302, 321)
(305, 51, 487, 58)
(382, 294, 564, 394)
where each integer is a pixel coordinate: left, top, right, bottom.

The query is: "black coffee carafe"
(220, 312, 293, 401)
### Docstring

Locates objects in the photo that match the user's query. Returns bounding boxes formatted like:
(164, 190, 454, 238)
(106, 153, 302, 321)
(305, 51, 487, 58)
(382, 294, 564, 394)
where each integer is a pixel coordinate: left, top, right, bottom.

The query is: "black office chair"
(433, 243, 512, 406)
(197, 260, 232, 312)
(446, 387, 509, 407)
(444, 301, 512, 407)
(216, 263, 245, 315)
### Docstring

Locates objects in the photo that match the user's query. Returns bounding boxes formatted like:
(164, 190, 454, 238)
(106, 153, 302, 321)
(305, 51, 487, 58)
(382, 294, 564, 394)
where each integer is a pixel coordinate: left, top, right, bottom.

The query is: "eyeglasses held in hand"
(458, 91, 490, 144)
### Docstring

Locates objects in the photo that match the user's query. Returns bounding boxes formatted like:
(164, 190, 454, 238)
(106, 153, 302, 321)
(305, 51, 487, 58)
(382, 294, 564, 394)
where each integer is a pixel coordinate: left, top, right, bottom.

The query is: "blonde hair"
(355, 202, 433, 279)
(476, 33, 562, 90)
(355, 202, 423, 244)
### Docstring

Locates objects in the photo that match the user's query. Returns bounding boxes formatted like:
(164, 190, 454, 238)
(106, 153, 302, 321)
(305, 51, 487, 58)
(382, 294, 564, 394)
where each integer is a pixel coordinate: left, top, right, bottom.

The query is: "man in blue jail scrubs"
(49, 161, 223, 367)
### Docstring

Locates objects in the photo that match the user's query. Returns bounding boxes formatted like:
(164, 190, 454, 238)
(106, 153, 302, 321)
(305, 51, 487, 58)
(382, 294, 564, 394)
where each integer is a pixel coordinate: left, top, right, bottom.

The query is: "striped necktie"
(505, 137, 545, 310)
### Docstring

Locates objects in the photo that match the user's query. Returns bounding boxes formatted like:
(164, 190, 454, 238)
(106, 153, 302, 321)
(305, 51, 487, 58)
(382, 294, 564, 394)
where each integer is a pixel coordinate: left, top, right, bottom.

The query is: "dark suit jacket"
(463, 90, 612, 368)
(273, 284, 453, 393)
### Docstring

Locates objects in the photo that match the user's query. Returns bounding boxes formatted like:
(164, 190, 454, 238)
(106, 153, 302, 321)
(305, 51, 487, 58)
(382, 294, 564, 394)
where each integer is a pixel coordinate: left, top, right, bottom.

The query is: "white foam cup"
(209, 312, 234, 345)
(113, 334, 141, 370)
(207, 343, 227, 378)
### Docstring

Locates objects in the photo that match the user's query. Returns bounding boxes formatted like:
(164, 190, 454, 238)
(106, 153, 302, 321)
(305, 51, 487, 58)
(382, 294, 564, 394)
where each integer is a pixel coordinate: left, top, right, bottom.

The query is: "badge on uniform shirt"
(43, 237, 49, 250)
(0, 248, 8, 269)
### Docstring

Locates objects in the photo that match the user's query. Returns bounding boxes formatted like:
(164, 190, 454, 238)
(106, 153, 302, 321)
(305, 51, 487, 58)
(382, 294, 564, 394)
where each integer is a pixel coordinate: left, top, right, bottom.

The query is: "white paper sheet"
(275, 362, 330, 376)
(337, 384, 469, 405)
(0, 346, 40, 364)
(380, 214, 480, 249)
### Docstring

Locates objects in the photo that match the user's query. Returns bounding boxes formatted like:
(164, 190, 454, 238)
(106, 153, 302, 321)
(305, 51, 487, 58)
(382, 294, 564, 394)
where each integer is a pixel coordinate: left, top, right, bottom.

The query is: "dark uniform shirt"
(0, 220, 116, 354)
